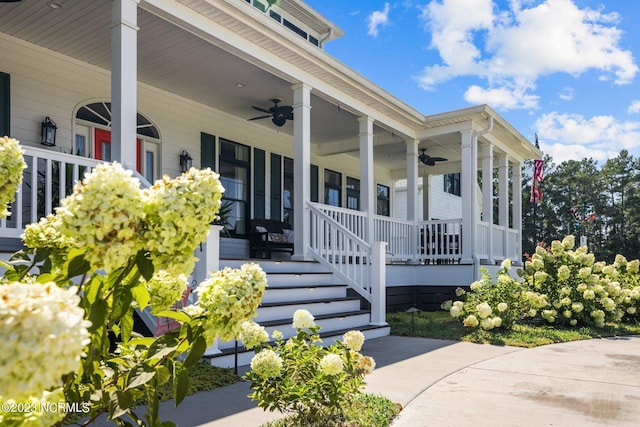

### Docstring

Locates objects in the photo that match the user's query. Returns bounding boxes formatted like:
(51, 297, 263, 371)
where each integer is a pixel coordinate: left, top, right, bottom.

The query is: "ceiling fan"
(418, 149, 448, 166)
(248, 98, 293, 127)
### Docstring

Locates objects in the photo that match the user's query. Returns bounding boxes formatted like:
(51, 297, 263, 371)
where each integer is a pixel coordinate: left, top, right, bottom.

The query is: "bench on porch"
(249, 219, 294, 259)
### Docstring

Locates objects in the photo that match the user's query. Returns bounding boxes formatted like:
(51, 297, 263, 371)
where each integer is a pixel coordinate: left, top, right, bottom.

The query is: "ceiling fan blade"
(425, 159, 436, 166)
(248, 115, 271, 121)
(431, 157, 448, 162)
(252, 106, 272, 114)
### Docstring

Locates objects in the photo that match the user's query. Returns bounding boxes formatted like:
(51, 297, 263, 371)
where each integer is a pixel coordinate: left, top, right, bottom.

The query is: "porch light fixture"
(179, 150, 193, 173)
(40, 116, 57, 146)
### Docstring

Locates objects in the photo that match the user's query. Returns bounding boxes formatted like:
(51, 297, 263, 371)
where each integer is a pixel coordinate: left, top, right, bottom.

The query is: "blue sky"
(304, 0, 640, 163)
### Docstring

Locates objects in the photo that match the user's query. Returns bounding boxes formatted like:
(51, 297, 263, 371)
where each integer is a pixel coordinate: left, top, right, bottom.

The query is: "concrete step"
(263, 271, 335, 287)
(255, 297, 361, 322)
(261, 284, 348, 304)
(220, 259, 329, 274)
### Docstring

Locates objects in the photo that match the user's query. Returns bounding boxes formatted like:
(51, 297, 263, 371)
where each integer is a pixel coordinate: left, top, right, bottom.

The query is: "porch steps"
(205, 259, 390, 368)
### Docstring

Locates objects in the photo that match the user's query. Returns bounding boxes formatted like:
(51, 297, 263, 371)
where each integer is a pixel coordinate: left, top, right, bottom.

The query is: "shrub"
(244, 310, 376, 426)
(446, 259, 536, 330)
(0, 138, 266, 426)
(519, 236, 635, 327)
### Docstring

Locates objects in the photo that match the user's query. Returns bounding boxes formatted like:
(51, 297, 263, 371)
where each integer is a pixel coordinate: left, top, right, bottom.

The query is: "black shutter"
(270, 153, 282, 220)
(310, 164, 319, 202)
(0, 72, 9, 136)
(254, 148, 266, 219)
(200, 132, 216, 170)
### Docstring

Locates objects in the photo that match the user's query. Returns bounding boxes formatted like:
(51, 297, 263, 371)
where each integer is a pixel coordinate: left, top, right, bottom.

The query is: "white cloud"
(628, 100, 640, 114)
(367, 3, 391, 37)
(558, 87, 574, 101)
(464, 84, 539, 110)
(535, 112, 640, 161)
(416, 0, 638, 108)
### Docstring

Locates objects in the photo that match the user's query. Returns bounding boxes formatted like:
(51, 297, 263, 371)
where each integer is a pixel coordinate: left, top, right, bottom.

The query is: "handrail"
(0, 146, 103, 238)
(0, 147, 150, 239)
(307, 201, 373, 302)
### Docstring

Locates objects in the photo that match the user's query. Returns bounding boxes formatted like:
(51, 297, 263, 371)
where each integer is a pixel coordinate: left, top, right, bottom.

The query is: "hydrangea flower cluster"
(0, 282, 91, 401)
(0, 136, 27, 219)
(292, 308, 316, 329)
(251, 349, 283, 379)
(342, 330, 365, 352)
(55, 162, 144, 272)
(143, 168, 223, 276)
(319, 353, 344, 376)
(143, 270, 188, 314)
(195, 263, 267, 342)
(239, 320, 269, 349)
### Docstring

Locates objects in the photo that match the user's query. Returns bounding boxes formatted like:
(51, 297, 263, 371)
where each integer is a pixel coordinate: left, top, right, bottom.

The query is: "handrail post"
(370, 242, 387, 325)
(194, 224, 222, 285)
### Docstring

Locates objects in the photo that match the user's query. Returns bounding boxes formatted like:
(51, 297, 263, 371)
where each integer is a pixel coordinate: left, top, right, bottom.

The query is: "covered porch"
(0, 0, 540, 328)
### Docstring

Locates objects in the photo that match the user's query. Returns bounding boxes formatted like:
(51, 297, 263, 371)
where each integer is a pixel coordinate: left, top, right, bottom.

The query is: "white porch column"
(292, 83, 312, 260)
(497, 154, 509, 259)
(460, 129, 477, 264)
(407, 139, 419, 261)
(512, 161, 523, 262)
(111, 0, 139, 166)
(370, 241, 387, 325)
(406, 140, 419, 222)
(481, 143, 494, 263)
(358, 116, 375, 242)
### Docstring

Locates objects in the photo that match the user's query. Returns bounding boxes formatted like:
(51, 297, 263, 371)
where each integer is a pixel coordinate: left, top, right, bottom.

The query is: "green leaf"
(35, 273, 56, 283)
(108, 390, 131, 419)
(84, 275, 105, 305)
(33, 247, 51, 263)
(66, 251, 90, 278)
(128, 337, 155, 347)
(88, 299, 109, 332)
(183, 335, 207, 368)
(125, 365, 156, 391)
(131, 282, 150, 311)
(136, 250, 154, 281)
(111, 285, 133, 322)
(153, 310, 191, 324)
(147, 335, 179, 360)
(120, 311, 134, 343)
(174, 364, 190, 406)
(156, 364, 171, 387)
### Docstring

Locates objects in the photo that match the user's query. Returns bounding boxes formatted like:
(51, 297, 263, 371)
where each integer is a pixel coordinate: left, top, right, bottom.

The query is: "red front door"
(94, 129, 141, 171)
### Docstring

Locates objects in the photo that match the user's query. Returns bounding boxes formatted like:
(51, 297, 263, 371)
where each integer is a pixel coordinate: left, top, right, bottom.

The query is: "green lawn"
(387, 310, 640, 347)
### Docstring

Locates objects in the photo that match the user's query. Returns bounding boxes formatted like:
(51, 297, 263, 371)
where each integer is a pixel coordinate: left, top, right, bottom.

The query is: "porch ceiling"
(0, 0, 537, 173)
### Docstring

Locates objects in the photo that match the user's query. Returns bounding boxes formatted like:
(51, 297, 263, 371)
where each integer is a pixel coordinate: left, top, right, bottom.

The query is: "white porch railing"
(308, 202, 374, 301)
(415, 219, 462, 263)
(307, 201, 386, 325)
(0, 146, 102, 239)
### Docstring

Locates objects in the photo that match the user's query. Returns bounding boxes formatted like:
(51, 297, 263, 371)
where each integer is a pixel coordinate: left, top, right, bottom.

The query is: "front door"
(94, 129, 142, 172)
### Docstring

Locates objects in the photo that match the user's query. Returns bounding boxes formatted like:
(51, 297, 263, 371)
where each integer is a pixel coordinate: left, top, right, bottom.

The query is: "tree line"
(521, 149, 640, 262)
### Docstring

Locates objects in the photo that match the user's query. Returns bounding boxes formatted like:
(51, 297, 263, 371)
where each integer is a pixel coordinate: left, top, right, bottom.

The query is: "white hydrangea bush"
(245, 309, 376, 425)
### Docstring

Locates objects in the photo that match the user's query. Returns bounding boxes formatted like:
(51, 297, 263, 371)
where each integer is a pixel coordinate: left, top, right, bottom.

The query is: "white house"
(0, 0, 540, 362)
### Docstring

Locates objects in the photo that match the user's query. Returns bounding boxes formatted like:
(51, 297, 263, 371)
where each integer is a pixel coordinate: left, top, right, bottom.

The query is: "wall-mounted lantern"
(179, 150, 193, 173)
(40, 116, 57, 146)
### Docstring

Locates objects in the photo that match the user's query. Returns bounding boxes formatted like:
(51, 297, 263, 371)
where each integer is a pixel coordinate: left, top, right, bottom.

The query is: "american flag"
(530, 134, 543, 204)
